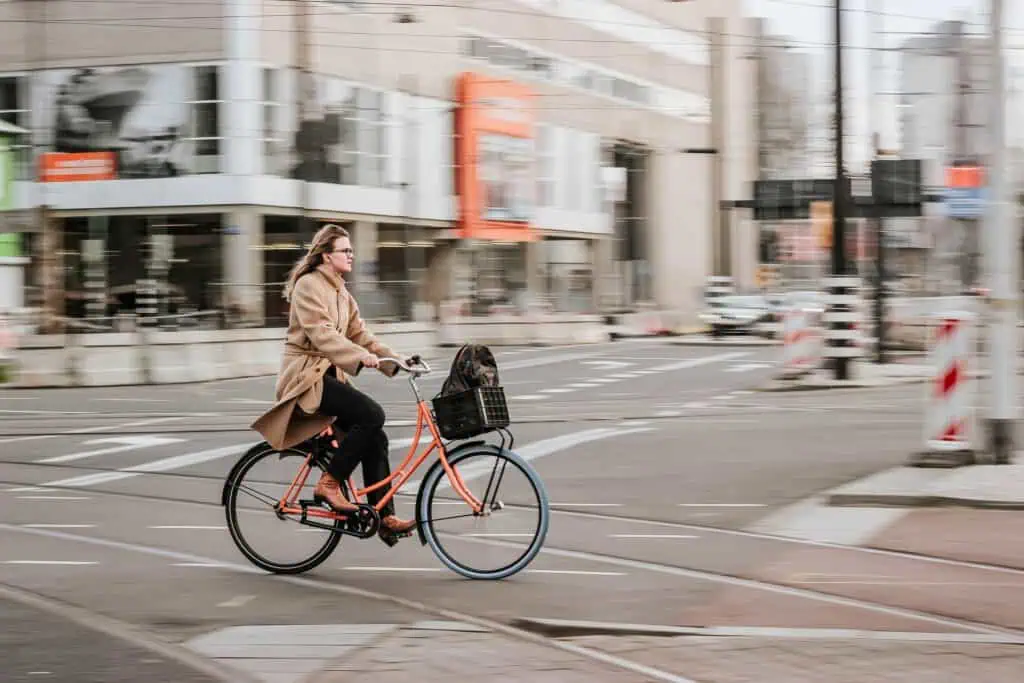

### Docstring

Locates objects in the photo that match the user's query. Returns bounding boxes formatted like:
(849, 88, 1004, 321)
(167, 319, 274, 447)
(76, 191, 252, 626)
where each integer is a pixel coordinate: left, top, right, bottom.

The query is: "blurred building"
(896, 19, 1024, 290)
(0, 0, 759, 328)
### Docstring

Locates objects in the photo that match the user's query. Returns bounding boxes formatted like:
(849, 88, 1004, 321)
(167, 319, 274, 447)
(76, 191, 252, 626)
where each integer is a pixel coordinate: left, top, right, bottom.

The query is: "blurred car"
(699, 294, 773, 338)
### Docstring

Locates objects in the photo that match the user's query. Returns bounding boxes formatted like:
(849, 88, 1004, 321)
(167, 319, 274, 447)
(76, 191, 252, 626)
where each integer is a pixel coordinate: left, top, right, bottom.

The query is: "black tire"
(224, 446, 342, 575)
(418, 446, 550, 580)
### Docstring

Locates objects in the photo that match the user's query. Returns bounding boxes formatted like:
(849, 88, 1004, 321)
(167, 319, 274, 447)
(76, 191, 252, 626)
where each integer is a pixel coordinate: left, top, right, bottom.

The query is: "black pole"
(831, 0, 850, 379)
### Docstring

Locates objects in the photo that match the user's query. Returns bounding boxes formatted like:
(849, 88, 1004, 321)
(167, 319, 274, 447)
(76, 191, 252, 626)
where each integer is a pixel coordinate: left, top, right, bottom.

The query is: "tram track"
(3, 470, 1023, 641)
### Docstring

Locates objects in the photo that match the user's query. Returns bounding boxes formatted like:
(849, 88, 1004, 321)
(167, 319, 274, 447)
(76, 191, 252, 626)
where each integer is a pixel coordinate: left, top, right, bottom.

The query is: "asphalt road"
(2, 338, 1020, 681)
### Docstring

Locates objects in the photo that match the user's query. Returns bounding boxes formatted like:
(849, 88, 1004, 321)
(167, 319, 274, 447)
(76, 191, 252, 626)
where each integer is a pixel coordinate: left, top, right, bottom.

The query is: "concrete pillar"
(525, 239, 545, 309)
(222, 209, 264, 325)
(351, 220, 378, 292)
(590, 236, 614, 312)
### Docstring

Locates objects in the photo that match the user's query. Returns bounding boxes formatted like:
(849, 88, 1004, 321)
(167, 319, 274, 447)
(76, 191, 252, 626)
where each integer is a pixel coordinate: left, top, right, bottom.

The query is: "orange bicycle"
(221, 357, 550, 580)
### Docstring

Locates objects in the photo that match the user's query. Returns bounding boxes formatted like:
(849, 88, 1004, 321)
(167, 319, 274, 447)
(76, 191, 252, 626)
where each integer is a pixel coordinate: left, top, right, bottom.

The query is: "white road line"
(37, 443, 251, 489)
(20, 524, 96, 529)
(464, 532, 536, 538)
(724, 363, 773, 373)
(0, 416, 185, 446)
(540, 388, 575, 394)
(649, 351, 751, 373)
(528, 570, 626, 576)
(609, 534, 699, 539)
(655, 411, 682, 417)
(217, 595, 256, 608)
(2, 560, 98, 565)
(342, 566, 442, 572)
(149, 525, 225, 530)
(554, 503, 623, 507)
(17, 495, 91, 501)
(94, 398, 169, 403)
(678, 503, 767, 508)
(682, 401, 708, 409)
(511, 394, 547, 401)
(568, 383, 598, 389)
(36, 435, 185, 464)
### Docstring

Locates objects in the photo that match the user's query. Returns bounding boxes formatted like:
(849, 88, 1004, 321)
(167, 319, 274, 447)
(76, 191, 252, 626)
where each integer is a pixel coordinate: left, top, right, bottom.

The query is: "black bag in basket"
(436, 344, 499, 397)
(432, 344, 508, 440)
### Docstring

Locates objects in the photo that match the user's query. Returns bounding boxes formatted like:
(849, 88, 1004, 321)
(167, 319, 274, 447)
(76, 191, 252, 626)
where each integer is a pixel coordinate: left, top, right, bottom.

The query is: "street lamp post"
(985, 0, 1017, 464)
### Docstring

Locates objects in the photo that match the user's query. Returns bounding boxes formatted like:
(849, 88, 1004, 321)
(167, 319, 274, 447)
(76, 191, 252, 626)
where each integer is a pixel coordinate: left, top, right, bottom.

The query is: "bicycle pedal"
(298, 498, 324, 508)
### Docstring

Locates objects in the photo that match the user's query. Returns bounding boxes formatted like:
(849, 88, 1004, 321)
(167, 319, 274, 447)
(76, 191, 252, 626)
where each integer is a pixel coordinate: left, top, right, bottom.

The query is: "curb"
(510, 617, 1024, 644)
(755, 375, 930, 392)
(823, 466, 1024, 510)
(827, 491, 1024, 510)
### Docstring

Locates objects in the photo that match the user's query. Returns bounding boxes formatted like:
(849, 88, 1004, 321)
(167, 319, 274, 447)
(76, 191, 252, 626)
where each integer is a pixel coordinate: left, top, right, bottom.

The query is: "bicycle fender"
(413, 439, 491, 546)
(220, 441, 272, 506)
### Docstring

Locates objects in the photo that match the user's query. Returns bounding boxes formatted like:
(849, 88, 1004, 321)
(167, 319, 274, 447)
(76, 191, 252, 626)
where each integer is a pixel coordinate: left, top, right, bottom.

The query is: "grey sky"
(743, 0, 1024, 169)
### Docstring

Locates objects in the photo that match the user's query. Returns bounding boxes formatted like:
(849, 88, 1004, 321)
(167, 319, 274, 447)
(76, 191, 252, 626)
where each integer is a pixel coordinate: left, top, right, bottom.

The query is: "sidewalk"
(826, 463, 1024, 510)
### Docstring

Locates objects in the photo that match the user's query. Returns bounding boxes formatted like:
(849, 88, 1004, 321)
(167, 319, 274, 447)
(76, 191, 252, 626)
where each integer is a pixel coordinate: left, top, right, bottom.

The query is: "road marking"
(609, 534, 699, 539)
(554, 503, 623, 507)
(217, 594, 256, 608)
(541, 388, 575, 394)
(649, 351, 750, 373)
(725, 362, 773, 373)
(173, 562, 228, 568)
(21, 524, 96, 529)
(149, 525, 225, 530)
(608, 373, 635, 379)
(2, 560, 98, 565)
(37, 443, 251, 488)
(528, 570, 626, 576)
(682, 401, 708, 409)
(511, 394, 546, 401)
(678, 503, 767, 508)
(36, 435, 185, 464)
(581, 360, 633, 370)
(465, 532, 536, 537)
(0, 416, 185, 446)
(94, 398, 169, 403)
(568, 383, 598, 389)
(655, 411, 682, 417)
(342, 566, 443, 572)
(17, 495, 91, 500)
(218, 398, 272, 405)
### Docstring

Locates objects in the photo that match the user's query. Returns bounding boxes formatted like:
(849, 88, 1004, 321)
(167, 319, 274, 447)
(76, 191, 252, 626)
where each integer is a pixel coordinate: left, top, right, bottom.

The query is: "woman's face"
(324, 235, 354, 275)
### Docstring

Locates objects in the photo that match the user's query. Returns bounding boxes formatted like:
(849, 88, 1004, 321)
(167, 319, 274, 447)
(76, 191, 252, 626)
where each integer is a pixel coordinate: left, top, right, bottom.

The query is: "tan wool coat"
(250, 263, 399, 451)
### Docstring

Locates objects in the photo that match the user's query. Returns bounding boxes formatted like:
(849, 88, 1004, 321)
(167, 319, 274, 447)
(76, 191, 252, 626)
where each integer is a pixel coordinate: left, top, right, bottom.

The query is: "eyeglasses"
(330, 248, 354, 256)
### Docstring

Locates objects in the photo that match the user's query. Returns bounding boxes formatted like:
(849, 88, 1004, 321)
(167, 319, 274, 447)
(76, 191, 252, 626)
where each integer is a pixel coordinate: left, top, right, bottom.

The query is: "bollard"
(910, 310, 976, 467)
(778, 306, 821, 379)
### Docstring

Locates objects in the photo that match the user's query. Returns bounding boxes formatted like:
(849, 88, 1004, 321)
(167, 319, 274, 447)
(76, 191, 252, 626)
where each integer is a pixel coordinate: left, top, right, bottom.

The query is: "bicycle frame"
(275, 369, 485, 523)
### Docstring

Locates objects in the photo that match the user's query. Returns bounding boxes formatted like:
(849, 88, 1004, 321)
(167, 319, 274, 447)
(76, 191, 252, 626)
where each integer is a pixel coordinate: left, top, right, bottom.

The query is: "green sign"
(0, 232, 20, 258)
(0, 138, 11, 211)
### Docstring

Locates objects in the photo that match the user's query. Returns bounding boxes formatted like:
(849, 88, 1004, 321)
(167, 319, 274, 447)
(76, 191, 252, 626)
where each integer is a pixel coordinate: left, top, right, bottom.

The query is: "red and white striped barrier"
(923, 311, 976, 453)
(779, 306, 822, 377)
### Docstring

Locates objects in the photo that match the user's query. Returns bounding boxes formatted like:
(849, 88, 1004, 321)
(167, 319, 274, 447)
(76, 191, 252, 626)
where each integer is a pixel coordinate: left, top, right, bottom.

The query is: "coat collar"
(315, 263, 345, 292)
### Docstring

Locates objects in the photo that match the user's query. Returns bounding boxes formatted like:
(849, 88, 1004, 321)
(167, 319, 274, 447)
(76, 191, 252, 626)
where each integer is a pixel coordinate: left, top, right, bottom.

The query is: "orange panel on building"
(39, 152, 117, 182)
(454, 72, 536, 241)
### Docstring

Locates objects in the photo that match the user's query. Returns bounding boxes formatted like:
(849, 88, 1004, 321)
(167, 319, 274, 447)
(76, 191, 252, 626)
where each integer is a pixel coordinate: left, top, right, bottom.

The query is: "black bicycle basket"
(432, 385, 510, 440)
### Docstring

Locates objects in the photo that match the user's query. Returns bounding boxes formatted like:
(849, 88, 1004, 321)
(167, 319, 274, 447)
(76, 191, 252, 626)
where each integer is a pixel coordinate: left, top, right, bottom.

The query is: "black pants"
(318, 372, 396, 516)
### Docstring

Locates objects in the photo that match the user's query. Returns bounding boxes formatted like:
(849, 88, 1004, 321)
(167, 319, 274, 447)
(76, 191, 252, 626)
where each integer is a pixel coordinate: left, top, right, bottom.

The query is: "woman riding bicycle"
(251, 223, 418, 546)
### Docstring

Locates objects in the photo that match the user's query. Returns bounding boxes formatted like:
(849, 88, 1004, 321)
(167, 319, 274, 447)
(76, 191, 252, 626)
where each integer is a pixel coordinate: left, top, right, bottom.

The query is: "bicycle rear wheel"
(418, 446, 549, 580)
(224, 445, 342, 574)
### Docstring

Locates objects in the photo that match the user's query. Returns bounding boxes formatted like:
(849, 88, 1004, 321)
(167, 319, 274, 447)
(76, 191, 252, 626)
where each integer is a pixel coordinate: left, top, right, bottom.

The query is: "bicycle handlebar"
(379, 356, 432, 375)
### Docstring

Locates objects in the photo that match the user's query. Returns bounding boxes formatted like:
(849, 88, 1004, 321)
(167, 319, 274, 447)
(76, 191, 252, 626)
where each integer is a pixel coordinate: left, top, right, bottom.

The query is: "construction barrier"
(922, 311, 976, 456)
(778, 306, 822, 378)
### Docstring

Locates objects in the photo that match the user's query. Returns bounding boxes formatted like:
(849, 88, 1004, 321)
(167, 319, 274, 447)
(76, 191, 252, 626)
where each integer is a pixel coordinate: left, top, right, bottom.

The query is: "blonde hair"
(283, 223, 350, 301)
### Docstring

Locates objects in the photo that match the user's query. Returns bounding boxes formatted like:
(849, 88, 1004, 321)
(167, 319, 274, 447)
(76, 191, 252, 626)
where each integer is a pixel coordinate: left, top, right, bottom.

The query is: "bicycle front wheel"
(418, 446, 549, 580)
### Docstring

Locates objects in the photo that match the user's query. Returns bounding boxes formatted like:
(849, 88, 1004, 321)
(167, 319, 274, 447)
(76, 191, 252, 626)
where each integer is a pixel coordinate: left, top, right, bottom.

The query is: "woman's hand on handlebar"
(361, 353, 381, 369)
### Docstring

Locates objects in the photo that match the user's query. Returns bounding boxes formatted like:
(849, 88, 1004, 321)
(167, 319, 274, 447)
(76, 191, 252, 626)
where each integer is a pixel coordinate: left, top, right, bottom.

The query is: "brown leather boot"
(378, 515, 416, 546)
(313, 472, 358, 513)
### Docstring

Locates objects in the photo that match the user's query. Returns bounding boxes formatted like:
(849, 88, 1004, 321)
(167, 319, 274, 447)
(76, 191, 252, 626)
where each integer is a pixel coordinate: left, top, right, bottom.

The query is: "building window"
(0, 76, 30, 180)
(261, 67, 284, 176)
(358, 87, 387, 187)
(187, 65, 221, 174)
